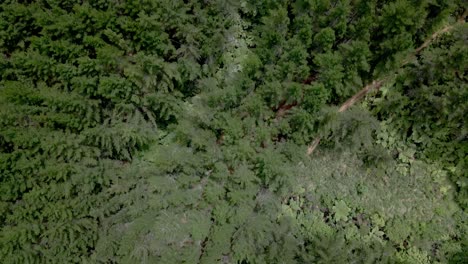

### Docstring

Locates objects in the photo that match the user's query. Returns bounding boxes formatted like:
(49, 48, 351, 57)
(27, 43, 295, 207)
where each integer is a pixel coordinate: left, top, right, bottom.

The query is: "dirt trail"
(307, 12, 467, 156)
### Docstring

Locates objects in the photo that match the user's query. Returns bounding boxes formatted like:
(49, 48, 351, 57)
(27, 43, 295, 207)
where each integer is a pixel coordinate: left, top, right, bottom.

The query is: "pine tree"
(0, 1, 466, 263)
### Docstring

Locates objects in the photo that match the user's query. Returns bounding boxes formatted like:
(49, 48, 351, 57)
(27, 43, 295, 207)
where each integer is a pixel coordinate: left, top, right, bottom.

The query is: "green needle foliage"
(0, 0, 466, 263)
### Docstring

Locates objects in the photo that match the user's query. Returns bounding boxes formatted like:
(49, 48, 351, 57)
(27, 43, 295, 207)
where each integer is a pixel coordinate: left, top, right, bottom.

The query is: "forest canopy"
(0, 0, 467, 263)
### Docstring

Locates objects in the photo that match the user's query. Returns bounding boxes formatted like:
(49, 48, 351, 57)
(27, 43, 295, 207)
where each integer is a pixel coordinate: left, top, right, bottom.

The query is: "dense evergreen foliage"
(0, 0, 466, 263)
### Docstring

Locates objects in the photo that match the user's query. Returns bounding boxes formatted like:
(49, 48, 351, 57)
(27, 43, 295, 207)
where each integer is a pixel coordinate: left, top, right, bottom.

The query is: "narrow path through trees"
(307, 11, 467, 155)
